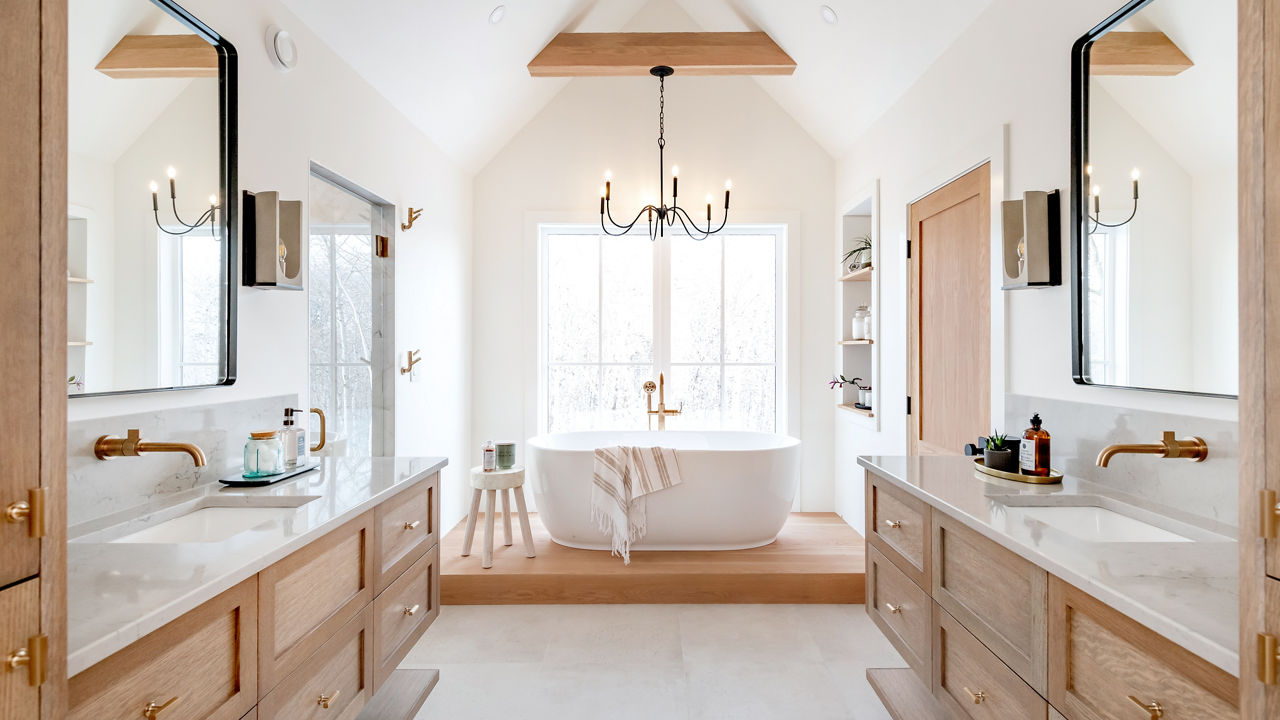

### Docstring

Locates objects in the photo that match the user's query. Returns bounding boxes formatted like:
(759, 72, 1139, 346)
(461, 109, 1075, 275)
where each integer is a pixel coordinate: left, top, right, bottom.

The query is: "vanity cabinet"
(374, 474, 438, 593)
(67, 578, 258, 720)
(863, 468, 1239, 720)
(68, 470, 442, 720)
(1, 579, 42, 719)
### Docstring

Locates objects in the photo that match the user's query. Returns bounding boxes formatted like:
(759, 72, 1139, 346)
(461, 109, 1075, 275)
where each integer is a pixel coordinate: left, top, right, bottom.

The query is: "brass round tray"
(973, 458, 1062, 485)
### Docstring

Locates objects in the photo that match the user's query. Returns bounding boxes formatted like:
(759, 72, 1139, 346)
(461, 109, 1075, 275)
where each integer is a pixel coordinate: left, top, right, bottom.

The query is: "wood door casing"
(909, 163, 991, 456)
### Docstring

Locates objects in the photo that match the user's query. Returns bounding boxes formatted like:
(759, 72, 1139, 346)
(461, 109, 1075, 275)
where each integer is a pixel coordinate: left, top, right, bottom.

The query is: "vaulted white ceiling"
(278, 0, 996, 172)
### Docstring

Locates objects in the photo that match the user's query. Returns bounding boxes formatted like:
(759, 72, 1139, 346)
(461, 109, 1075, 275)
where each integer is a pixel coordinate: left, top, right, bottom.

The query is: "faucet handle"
(643, 381, 657, 395)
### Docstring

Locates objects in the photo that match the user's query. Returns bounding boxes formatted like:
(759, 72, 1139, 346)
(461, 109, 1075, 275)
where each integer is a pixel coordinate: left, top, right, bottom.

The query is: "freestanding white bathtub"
(527, 431, 801, 551)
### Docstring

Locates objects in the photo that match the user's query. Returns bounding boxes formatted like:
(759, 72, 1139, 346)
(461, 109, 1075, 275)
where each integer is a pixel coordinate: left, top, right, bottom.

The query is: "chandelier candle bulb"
(706, 193, 712, 221)
(1131, 168, 1140, 199)
(149, 181, 159, 211)
(167, 165, 177, 198)
(672, 165, 678, 198)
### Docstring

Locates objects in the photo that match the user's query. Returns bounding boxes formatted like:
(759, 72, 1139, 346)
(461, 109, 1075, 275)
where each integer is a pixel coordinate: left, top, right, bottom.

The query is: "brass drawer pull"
(318, 690, 341, 709)
(883, 519, 902, 529)
(1127, 695, 1164, 719)
(142, 696, 179, 719)
(5, 634, 46, 687)
(403, 520, 421, 531)
(403, 604, 421, 616)
(884, 603, 902, 615)
(963, 687, 985, 704)
(4, 488, 46, 538)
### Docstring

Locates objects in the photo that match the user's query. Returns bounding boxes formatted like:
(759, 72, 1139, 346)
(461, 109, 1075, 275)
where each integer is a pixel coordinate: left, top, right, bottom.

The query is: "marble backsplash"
(68, 394, 297, 527)
(1005, 394, 1239, 528)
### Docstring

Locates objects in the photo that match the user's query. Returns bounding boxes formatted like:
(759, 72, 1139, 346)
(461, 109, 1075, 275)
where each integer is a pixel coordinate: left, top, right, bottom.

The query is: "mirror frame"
(1069, 0, 1237, 399)
(72, 0, 238, 398)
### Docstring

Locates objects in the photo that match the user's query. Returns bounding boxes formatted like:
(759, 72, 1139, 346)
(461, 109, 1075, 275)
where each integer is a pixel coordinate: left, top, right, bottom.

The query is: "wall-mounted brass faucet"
(94, 429, 207, 467)
(643, 373, 682, 430)
(1096, 431, 1207, 468)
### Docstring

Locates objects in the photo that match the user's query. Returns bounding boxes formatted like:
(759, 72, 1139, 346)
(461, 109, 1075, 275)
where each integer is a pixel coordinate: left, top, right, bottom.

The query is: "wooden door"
(0, 0, 67, 717)
(908, 164, 990, 455)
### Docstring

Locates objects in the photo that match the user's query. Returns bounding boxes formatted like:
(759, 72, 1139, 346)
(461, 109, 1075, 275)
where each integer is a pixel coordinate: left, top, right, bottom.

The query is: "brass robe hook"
(401, 206, 422, 231)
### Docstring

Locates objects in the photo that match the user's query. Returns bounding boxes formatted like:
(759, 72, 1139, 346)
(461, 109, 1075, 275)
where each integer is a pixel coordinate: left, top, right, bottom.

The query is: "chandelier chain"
(658, 76, 665, 149)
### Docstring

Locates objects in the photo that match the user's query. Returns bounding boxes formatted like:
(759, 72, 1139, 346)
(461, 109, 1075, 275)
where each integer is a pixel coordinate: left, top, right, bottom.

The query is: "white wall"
(833, 0, 1238, 528)
(471, 0, 837, 512)
(66, 0, 475, 532)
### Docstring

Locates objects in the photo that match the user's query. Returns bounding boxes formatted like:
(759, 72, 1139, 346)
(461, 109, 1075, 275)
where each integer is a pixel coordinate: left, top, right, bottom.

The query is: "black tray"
(218, 462, 320, 487)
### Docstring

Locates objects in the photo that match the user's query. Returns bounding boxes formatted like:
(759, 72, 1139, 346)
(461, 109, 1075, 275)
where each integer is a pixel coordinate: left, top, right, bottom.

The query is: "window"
(1085, 224, 1131, 385)
(540, 224, 784, 433)
(157, 228, 224, 386)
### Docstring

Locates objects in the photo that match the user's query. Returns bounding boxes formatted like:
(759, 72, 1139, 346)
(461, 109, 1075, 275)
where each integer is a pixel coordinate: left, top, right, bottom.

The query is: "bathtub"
(527, 430, 801, 551)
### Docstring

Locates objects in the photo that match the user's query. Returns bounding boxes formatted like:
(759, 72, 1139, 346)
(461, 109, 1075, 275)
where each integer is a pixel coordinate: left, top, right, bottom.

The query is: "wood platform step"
(441, 512, 865, 605)
(867, 668, 946, 720)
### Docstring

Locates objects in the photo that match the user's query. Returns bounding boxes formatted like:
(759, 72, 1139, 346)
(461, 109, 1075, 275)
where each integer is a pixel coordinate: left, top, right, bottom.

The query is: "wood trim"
(355, 669, 438, 720)
(908, 163, 991, 455)
(1089, 32, 1194, 76)
(866, 667, 946, 720)
(527, 32, 796, 77)
(257, 510, 374, 693)
(1047, 577, 1238, 715)
(94, 34, 218, 79)
(39, 0, 68, 717)
(68, 577, 258, 720)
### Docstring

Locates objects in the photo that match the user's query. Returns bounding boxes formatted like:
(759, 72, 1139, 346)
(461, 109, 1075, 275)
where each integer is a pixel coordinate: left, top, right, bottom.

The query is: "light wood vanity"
(66, 470, 441, 720)
(863, 463, 1239, 720)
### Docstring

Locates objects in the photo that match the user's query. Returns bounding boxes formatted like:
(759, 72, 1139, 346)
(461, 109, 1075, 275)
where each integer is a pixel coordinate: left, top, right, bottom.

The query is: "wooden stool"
(462, 466, 535, 569)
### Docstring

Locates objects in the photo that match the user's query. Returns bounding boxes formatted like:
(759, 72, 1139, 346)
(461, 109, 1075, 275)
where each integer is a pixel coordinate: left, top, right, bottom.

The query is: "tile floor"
(404, 604, 901, 720)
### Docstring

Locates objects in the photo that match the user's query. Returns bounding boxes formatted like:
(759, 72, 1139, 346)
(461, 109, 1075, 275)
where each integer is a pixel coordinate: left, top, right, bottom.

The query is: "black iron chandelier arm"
(669, 206, 712, 241)
(600, 204, 654, 236)
(1088, 200, 1138, 229)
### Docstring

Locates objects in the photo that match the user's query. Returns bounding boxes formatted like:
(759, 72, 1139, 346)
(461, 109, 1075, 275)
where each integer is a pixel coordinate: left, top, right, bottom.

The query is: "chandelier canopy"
(599, 65, 731, 241)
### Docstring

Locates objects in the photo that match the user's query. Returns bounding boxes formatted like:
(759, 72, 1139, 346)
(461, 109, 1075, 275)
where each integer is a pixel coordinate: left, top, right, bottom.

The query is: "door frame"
(902, 125, 1008, 454)
(307, 162, 396, 456)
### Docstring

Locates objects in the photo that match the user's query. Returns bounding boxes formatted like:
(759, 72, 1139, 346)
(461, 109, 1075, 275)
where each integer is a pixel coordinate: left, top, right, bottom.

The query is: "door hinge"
(3, 487, 46, 538)
(375, 234, 390, 258)
(907, 239, 912, 259)
(906, 396, 912, 415)
(1261, 489, 1279, 539)
(1260, 633, 1279, 685)
(5, 633, 47, 687)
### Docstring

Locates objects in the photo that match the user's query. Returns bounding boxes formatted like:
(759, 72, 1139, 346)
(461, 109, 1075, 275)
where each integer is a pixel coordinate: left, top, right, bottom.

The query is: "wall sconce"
(1001, 190, 1061, 290)
(243, 190, 303, 290)
(1086, 165, 1140, 231)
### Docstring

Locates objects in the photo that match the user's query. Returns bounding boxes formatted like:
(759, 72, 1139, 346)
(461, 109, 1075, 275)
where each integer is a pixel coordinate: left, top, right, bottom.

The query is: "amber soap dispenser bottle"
(1020, 413, 1051, 476)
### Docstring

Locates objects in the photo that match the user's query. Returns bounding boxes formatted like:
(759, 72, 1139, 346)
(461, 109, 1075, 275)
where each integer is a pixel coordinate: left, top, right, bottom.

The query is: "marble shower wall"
(68, 394, 297, 527)
(1005, 394, 1239, 528)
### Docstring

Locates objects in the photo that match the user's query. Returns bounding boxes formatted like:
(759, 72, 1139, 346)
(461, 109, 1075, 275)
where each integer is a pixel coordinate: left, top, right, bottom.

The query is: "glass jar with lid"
(244, 430, 285, 478)
(851, 306, 869, 340)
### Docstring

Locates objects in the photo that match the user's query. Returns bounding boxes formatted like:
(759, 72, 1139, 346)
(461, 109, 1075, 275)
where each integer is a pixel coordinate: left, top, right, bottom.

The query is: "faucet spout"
(94, 429, 207, 467)
(1096, 431, 1207, 468)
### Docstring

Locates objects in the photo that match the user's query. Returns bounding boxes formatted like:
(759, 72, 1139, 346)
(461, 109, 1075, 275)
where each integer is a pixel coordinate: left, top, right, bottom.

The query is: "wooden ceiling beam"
(527, 31, 795, 77)
(95, 35, 218, 79)
(1089, 32, 1193, 77)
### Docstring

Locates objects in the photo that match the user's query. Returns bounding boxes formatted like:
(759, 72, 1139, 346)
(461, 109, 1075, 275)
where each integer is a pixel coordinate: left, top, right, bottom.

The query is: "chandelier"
(599, 65, 731, 241)
(149, 165, 220, 237)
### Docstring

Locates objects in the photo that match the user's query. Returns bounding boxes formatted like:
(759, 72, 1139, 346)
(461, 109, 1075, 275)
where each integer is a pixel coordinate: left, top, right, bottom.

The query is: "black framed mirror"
(1070, 0, 1237, 398)
(67, 0, 237, 397)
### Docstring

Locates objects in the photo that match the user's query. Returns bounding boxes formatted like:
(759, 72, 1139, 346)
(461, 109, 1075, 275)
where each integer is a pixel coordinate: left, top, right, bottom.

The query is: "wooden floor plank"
(442, 513, 865, 605)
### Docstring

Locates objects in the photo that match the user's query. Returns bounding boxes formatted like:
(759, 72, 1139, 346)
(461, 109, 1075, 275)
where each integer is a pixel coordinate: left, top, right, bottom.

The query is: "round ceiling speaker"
(820, 5, 838, 25)
(266, 25, 298, 72)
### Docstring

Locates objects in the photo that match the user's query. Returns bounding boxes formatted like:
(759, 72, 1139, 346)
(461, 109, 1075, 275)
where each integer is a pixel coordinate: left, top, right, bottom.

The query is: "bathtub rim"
(527, 430, 801, 454)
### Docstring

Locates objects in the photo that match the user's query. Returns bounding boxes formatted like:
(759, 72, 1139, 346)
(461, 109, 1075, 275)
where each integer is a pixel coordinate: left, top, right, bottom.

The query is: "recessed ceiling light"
(820, 5, 838, 25)
(489, 5, 506, 24)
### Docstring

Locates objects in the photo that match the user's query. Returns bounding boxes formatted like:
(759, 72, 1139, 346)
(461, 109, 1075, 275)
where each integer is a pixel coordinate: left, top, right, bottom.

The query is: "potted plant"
(842, 235, 872, 272)
(984, 431, 1017, 472)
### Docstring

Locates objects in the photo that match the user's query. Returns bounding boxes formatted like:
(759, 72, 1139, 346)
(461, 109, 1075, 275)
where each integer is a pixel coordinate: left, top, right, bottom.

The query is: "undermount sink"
(73, 494, 320, 544)
(991, 495, 1227, 544)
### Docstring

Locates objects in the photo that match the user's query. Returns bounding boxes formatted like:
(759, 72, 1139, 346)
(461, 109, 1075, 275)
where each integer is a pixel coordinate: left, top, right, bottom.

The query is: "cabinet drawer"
(374, 473, 439, 593)
(1, 579, 41, 719)
(867, 545, 930, 686)
(1047, 578, 1237, 720)
(69, 578, 257, 720)
(933, 512, 1047, 692)
(374, 544, 439, 690)
(259, 605, 373, 720)
(867, 472, 930, 587)
(259, 511, 374, 692)
(934, 604, 1047, 720)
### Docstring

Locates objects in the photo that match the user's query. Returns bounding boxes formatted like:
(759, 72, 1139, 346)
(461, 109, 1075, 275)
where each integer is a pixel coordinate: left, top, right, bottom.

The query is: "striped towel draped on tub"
(591, 446, 683, 565)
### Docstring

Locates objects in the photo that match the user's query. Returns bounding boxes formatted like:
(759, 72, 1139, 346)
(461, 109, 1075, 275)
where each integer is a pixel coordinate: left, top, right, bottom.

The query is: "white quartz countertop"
(858, 455, 1238, 675)
(66, 456, 448, 676)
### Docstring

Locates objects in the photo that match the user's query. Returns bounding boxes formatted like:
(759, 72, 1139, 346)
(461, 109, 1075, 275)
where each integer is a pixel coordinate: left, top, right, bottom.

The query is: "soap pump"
(281, 408, 307, 469)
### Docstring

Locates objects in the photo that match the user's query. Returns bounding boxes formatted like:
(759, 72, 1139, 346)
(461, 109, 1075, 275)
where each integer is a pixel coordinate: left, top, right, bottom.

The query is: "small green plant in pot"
(841, 235, 872, 271)
(984, 431, 1018, 472)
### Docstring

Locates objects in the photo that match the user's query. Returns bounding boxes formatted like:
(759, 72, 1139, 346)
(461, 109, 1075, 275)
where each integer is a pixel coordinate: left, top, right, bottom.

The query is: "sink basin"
(72, 494, 321, 544)
(1002, 505, 1193, 543)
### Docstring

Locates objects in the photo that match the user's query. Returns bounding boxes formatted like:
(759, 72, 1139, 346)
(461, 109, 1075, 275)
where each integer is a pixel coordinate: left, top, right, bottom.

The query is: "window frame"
(537, 222, 787, 435)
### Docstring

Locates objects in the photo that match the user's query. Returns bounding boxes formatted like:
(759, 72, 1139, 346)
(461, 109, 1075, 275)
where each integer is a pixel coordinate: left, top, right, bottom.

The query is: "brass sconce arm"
(94, 429, 207, 467)
(1096, 431, 1207, 468)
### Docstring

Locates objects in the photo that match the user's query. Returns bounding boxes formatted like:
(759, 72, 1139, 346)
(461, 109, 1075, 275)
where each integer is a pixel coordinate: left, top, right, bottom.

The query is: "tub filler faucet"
(643, 374, 682, 430)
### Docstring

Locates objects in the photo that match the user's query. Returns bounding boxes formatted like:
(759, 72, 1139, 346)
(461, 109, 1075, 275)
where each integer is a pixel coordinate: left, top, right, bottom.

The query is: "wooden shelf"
(839, 266, 873, 282)
(67, 341, 92, 347)
(838, 339, 874, 346)
(867, 668, 946, 720)
(67, 276, 92, 284)
(838, 404, 874, 418)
